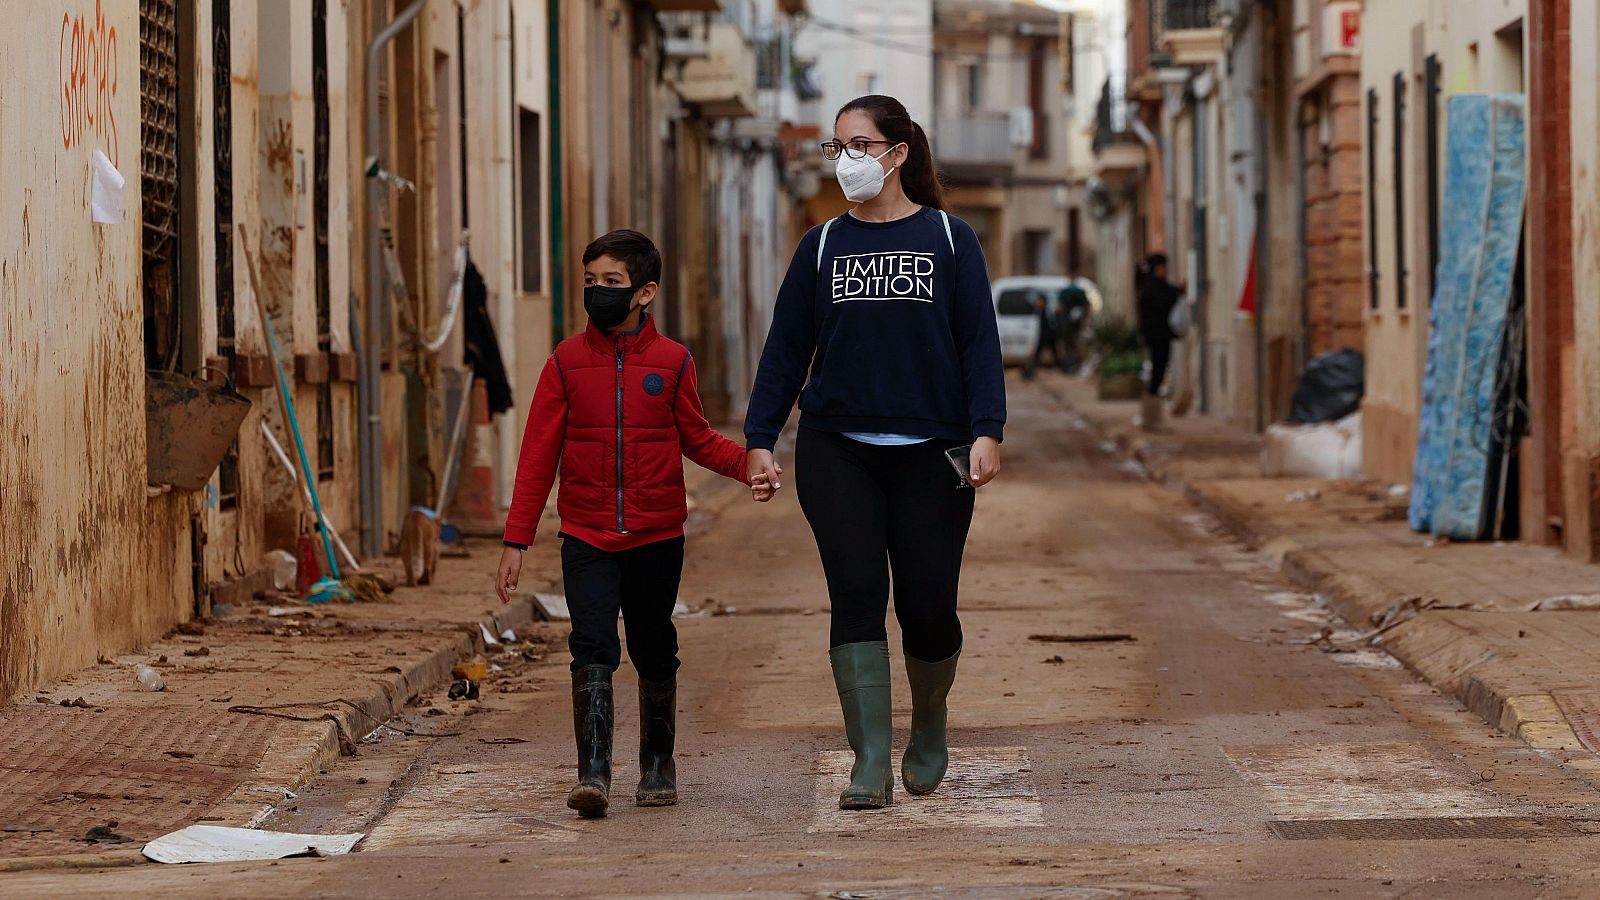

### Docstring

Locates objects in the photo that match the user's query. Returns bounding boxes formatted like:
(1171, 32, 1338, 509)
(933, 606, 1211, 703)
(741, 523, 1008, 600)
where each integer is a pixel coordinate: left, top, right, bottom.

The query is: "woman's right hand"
(747, 449, 783, 501)
(496, 545, 524, 605)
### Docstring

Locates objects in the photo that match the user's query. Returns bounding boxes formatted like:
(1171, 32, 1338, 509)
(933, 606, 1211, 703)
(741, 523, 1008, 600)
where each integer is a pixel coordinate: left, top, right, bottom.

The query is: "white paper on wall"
(91, 150, 125, 225)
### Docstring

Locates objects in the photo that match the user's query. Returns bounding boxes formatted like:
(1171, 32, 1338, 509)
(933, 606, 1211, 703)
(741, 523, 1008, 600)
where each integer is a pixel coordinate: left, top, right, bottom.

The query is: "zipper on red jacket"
(614, 344, 627, 534)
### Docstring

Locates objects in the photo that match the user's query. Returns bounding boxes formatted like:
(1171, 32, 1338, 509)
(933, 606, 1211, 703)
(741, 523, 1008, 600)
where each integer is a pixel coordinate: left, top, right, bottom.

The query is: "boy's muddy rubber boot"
(901, 648, 960, 795)
(635, 675, 678, 807)
(830, 641, 894, 810)
(567, 665, 613, 818)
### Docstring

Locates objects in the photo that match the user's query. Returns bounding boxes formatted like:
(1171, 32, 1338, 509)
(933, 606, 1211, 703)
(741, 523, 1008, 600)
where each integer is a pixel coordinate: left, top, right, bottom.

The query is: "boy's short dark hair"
(582, 230, 662, 288)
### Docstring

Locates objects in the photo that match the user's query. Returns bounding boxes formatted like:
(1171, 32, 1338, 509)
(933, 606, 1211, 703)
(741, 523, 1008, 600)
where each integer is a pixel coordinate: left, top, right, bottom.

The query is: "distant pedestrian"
(1055, 277, 1092, 371)
(1135, 253, 1183, 431)
(496, 229, 775, 819)
(1022, 290, 1057, 380)
(745, 94, 1006, 810)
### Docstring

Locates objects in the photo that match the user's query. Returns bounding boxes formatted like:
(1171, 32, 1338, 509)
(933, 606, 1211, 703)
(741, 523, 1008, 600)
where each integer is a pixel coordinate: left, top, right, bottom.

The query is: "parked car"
(991, 276, 1104, 367)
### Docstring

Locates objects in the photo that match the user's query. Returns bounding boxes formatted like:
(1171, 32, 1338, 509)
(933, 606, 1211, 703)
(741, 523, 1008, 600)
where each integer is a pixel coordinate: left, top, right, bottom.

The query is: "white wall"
(796, 0, 934, 129)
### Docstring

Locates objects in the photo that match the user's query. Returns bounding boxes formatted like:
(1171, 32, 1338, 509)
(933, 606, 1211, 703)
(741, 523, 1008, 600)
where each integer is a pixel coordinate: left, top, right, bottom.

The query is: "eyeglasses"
(820, 140, 895, 161)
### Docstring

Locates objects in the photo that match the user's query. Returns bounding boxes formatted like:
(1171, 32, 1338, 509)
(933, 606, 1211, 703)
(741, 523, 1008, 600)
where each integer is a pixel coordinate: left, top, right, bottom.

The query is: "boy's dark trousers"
(560, 535, 686, 682)
(561, 534, 685, 815)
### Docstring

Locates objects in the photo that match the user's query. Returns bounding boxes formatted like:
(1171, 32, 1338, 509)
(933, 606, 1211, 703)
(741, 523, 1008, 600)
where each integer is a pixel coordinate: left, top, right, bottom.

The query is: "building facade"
(0, 0, 806, 703)
(932, 0, 1084, 280)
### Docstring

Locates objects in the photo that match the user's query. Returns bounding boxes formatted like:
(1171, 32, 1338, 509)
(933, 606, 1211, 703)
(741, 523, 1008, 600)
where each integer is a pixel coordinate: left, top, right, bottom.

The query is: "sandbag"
(1262, 412, 1363, 479)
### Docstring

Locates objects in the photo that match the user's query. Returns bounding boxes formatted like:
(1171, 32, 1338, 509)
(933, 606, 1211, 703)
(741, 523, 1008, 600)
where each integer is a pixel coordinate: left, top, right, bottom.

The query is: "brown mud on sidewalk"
(0, 541, 556, 868)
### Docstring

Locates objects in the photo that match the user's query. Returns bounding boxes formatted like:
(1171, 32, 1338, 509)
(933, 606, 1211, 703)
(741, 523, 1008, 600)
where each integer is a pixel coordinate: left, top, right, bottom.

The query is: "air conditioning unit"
(1008, 107, 1035, 148)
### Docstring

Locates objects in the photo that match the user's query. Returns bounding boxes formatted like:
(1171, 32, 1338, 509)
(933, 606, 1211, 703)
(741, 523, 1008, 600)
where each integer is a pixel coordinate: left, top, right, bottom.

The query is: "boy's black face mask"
(583, 284, 642, 331)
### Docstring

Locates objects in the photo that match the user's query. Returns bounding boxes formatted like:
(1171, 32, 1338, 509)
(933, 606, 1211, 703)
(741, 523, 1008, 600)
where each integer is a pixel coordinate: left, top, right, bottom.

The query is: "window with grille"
(316, 380, 335, 481)
(142, 0, 184, 371)
(1424, 54, 1441, 303)
(214, 0, 238, 508)
(1392, 71, 1406, 310)
(1366, 88, 1379, 309)
(519, 109, 542, 293)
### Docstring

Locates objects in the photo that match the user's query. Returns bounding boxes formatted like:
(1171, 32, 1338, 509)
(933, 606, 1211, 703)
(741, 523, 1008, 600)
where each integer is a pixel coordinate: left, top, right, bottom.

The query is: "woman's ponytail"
(903, 121, 947, 211)
(837, 95, 946, 211)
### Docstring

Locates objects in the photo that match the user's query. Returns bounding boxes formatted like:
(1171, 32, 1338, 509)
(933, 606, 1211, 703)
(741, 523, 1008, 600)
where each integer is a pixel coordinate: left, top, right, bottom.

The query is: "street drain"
(1267, 816, 1593, 841)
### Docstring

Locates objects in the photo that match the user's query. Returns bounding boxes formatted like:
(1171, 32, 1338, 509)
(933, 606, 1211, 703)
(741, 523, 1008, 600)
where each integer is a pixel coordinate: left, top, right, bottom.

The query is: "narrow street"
(10, 376, 1600, 898)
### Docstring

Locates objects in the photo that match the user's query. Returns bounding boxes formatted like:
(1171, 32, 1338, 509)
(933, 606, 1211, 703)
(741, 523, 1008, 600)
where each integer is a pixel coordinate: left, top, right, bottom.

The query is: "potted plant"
(1088, 320, 1145, 401)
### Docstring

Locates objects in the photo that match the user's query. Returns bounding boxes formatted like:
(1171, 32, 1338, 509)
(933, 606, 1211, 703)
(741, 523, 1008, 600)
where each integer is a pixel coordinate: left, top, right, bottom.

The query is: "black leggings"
(796, 428, 975, 661)
(561, 535, 685, 682)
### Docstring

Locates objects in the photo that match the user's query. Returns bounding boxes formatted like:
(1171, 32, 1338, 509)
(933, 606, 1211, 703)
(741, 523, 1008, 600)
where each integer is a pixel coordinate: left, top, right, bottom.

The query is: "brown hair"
(582, 229, 662, 287)
(836, 95, 945, 211)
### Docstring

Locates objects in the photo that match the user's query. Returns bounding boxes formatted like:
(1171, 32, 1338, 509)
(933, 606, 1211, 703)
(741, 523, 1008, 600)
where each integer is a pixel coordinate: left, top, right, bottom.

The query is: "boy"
(496, 229, 775, 818)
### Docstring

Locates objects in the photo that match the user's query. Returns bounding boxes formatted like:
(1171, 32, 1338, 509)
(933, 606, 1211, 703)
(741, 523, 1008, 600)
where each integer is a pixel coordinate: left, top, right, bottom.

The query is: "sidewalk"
(0, 540, 554, 870)
(0, 439, 750, 871)
(1044, 373, 1600, 780)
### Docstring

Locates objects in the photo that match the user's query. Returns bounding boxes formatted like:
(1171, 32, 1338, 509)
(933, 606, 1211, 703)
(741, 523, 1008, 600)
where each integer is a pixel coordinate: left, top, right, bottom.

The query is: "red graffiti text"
(60, 1, 119, 167)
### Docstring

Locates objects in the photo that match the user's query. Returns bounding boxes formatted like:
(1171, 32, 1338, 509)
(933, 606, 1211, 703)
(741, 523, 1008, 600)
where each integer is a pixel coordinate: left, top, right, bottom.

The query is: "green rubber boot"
(830, 641, 894, 810)
(901, 648, 960, 795)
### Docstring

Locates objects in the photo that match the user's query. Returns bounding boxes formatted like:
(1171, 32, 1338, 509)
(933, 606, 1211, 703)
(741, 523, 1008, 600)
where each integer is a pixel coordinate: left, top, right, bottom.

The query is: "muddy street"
(9, 374, 1600, 898)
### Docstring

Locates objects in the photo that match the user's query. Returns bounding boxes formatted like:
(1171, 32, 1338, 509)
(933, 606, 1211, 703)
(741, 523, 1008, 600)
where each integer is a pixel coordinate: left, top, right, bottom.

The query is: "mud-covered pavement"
(10, 374, 1600, 898)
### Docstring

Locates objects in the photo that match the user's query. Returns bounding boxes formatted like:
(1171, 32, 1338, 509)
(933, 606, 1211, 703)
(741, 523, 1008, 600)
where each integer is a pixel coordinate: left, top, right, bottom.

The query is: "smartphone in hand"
(944, 444, 973, 488)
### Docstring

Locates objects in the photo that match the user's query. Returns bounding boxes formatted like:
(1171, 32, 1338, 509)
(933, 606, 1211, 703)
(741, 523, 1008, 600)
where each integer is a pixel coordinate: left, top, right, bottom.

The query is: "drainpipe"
(360, 0, 427, 559)
(1130, 114, 1161, 252)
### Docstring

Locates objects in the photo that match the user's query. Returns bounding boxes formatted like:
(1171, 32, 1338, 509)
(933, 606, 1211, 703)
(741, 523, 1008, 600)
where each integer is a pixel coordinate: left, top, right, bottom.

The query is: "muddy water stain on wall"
(0, 2, 193, 702)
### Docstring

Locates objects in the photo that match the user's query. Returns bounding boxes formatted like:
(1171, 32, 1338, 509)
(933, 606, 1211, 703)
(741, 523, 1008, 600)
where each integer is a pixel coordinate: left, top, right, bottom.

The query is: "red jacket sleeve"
(675, 355, 749, 484)
(502, 356, 568, 548)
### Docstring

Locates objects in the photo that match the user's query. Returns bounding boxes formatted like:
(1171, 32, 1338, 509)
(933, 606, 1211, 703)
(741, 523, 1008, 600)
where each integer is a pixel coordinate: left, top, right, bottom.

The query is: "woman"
(744, 95, 1006, 810)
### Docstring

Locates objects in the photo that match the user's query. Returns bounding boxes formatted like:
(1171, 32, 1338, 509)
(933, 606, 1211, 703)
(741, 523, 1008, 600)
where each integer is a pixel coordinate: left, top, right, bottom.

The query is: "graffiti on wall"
(60, 0, 119, 167)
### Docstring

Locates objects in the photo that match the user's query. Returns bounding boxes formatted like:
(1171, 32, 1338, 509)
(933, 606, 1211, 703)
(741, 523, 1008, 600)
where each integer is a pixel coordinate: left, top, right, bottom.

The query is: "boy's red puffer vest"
(502, 316, 747, 552)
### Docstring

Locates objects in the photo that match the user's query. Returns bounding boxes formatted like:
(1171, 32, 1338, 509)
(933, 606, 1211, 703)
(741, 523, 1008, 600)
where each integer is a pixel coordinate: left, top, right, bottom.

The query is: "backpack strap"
(816, 217, 838, 272)
(939, 210, 955, 253)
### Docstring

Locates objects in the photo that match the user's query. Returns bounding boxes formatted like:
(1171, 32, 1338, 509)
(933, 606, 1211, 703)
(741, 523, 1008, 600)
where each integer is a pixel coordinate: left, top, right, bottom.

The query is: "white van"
(991, 276, 1103, 366)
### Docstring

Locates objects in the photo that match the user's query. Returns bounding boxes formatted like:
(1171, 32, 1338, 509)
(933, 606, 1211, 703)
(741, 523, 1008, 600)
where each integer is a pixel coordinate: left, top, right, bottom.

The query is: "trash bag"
(1287, 348, 1365, 424)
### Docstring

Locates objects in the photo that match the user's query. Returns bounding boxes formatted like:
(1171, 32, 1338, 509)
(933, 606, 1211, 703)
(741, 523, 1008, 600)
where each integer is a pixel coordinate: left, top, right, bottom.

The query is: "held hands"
(969, 436, 1001, 488)
(495, 545, 523, 605)
(747, 449, 784, 502)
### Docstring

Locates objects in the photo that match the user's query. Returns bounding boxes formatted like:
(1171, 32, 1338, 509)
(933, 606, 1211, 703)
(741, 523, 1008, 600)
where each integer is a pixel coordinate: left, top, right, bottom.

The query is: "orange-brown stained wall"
(0, 1, 194, 702)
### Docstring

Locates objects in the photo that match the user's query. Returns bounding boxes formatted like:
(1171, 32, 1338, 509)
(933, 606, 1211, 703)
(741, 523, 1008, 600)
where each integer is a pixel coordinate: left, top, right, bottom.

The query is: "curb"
(1063, 396, 1598, 766)
(216, 597, 541, 830)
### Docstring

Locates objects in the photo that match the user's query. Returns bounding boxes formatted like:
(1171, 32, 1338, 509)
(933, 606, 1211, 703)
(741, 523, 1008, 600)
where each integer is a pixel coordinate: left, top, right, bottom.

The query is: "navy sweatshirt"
(744, 208, 1007, 451)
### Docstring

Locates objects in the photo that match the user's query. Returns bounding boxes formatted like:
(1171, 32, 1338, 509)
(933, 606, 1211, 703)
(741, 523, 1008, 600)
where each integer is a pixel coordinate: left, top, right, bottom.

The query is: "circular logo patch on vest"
(643, 373, 666, 396)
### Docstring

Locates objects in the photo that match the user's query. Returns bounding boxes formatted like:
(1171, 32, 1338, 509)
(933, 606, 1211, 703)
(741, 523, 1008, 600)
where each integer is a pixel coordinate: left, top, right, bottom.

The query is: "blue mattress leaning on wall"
(1408, 94, 1527, 540)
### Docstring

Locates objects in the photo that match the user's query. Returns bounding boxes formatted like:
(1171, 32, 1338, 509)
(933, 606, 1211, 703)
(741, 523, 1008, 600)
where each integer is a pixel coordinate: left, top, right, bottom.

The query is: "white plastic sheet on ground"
(142, 825, 363, 864)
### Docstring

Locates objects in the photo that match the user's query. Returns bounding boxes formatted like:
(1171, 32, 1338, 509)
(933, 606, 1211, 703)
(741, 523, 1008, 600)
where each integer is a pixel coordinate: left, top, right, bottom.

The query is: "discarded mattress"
(1408, 94, 1527, 540)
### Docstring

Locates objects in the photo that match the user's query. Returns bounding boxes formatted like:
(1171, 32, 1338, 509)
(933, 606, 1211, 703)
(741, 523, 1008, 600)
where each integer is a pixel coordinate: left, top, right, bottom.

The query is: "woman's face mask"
(835, 144, 901, 203)
(584, 283, 643, 331)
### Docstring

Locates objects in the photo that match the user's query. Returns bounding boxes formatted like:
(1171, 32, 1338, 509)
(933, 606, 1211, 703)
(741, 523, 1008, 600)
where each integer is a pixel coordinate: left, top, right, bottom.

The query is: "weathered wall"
(0, 1, 195, 701)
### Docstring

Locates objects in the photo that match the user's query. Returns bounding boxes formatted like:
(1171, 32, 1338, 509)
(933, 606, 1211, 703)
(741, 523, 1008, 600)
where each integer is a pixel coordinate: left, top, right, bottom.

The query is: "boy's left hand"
(751, 469, 781, 502)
